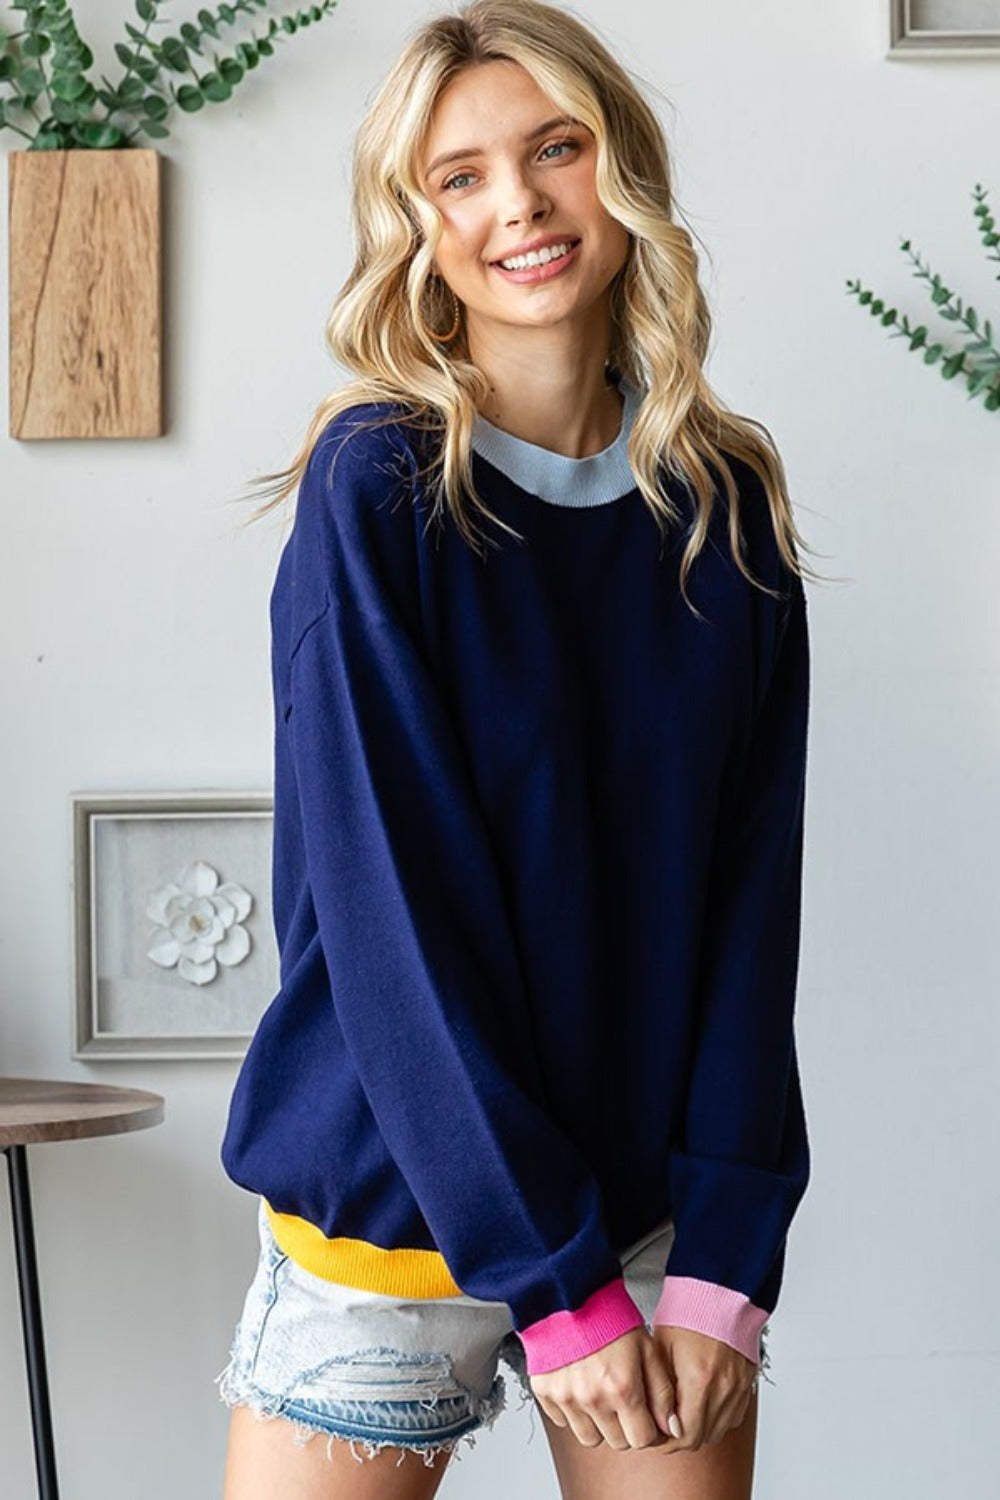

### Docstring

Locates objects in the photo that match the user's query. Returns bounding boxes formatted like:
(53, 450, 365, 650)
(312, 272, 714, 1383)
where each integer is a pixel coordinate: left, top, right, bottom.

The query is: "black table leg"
(3, 1143, 60, 1500)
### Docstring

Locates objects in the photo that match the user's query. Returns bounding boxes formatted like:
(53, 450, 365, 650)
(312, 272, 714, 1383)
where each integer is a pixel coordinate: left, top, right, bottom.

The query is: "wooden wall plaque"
(7, 148, 162, 440)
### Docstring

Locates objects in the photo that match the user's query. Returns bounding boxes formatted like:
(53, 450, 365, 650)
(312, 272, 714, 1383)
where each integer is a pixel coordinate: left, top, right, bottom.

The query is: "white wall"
(2, 2, 997, 1495)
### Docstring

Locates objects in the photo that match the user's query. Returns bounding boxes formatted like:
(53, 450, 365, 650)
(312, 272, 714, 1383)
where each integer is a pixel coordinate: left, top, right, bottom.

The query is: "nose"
(496, 163, 551, 228)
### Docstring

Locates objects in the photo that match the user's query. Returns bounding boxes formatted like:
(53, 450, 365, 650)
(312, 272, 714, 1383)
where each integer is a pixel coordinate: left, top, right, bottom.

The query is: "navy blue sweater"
(220, 376, 811, 1375)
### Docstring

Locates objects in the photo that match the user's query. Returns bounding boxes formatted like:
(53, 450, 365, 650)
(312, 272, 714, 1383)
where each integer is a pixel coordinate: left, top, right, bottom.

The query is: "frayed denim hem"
(214, 1342, 519, 1467)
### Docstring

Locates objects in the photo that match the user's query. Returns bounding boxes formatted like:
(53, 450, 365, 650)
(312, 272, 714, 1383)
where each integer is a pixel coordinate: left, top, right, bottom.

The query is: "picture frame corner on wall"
(887, 1, 1000, 58)
(70, 789, 277, 1062)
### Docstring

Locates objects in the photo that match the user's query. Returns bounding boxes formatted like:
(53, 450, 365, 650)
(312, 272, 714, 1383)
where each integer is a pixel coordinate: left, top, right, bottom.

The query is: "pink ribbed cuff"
(652, 1275, 767, 1365)
(517, 1277, 647, 1376)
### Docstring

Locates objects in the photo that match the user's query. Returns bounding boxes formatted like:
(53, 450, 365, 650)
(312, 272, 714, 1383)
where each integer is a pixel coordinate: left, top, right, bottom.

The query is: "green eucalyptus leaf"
(115, 43, 140, 69)
(923, 344, 943, 365)
(235, 41, 258, 68)
(73, 119, 125, 148)
(200, 71, 231, 102)
(219, 4, 236, 22)
(33, 132, 69, 150)
(159, 38, 190, 72)
(51, 71, 90, 101)
(180, 24, 202, 51)
(219, 57, 243, 84)
(136, 0, 158, 20)
(142, 91, 169, 119)
(941, 353, 964, 379)
(175, 83, 204, 111)
(198, 10, 219, 37)
(50, 95, 80, 122)
(21, 33, 51, 57)
(139, 117, 169, 138)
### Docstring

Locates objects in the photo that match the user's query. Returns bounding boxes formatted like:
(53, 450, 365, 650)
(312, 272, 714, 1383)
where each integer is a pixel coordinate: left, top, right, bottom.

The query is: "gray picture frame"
(888, 1, 1000, 55)
(70, 790, 278, 1060)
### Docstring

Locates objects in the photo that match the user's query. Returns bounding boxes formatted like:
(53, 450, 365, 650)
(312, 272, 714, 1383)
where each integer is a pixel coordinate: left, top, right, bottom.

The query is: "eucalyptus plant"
(0, 0, 338, 149)
(846, 183, 1000, 415)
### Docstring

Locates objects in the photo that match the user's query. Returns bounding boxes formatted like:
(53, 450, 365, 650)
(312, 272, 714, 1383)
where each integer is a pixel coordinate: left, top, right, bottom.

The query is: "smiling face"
(415, 59, 631, 347)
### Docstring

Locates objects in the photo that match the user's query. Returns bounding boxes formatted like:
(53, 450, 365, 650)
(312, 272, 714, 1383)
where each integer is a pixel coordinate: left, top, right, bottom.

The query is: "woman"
(217, 2, 816, 1496)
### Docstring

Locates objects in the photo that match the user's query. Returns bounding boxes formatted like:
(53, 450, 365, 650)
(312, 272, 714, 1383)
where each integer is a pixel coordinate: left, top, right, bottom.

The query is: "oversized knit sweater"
(220, 373, 812, 1376)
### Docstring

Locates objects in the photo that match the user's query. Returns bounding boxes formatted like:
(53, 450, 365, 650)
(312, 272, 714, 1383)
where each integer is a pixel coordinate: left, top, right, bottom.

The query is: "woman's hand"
(529, 1327, 682, 1451)
(650, 1325, 758, 1451)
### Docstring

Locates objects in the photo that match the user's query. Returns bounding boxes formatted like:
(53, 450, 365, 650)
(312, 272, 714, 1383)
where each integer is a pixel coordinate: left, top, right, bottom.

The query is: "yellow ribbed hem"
(263, 1200, 463, 1298)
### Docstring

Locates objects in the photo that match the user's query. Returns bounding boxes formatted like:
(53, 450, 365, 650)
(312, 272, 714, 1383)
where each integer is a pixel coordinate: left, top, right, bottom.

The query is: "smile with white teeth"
(497, 240, 576, 270)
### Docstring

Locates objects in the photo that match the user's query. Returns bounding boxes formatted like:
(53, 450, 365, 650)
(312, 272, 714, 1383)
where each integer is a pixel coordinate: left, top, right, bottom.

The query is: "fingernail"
(668, 1413, 683, 1439)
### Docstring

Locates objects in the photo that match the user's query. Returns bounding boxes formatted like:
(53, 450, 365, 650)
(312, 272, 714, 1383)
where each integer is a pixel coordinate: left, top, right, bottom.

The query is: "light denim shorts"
(215, 1197, 690, 1467)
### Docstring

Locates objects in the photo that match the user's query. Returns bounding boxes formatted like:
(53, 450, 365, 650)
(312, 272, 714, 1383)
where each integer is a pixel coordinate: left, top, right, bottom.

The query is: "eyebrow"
(425, 116, 580, 178)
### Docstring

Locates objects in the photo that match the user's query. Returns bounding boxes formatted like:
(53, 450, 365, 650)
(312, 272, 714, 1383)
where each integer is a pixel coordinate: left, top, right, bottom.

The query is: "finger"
(707, 1380, 755, 1440)
(638, 1333, 680, 1441)
(610, 1377, 664, 1451)
(576, 1389, 635, 1451)
(673, 1375, 708, 1452)
(701, 1381, 746, 1448)
(534, 1392, 568, 1429)
(562, 1405, 609, 1449)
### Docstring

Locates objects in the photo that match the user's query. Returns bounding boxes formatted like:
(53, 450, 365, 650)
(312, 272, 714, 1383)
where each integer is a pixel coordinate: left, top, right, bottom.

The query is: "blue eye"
(442, 169, 476, 192)
(441, 139, 579, 192)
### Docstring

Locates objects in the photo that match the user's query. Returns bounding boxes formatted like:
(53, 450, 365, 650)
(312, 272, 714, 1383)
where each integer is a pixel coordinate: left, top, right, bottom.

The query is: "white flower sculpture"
(146, 859, 253, 986)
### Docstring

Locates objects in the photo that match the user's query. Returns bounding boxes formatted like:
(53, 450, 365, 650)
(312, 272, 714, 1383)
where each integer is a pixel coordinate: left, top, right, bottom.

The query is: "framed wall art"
(888, 1, 1000, 55)
(71, 790, 278, 1060)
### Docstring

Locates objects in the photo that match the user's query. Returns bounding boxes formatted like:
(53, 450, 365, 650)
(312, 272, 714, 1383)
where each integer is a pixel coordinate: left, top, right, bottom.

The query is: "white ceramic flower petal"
(217, 882, 253, 922)
(178, 935, 215, 964)
(209, 893, 237, 928)
(214, 924, 250, 967)
(147, 931, 180, 967)
(146, 882, 182, 924)
(179, 860, 219, 897)
(178, 954, 218, 985)
(164, 894, 189, 924)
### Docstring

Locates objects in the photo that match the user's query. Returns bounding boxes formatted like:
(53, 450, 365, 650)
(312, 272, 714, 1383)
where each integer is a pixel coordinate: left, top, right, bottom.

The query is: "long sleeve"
(652, 563, 811, 1365)
(279, 415, 646, 1375)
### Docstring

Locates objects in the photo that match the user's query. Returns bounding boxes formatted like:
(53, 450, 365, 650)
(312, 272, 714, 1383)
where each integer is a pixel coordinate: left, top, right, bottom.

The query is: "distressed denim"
(215, 1197, 767, 1466)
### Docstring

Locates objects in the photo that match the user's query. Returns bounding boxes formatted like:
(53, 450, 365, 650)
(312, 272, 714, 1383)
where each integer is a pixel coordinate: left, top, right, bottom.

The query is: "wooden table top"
(0, 1077, 164, 1148)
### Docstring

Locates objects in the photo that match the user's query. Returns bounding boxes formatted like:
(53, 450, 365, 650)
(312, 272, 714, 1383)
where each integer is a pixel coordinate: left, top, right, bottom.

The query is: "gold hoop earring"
(426, 282, 462, 344)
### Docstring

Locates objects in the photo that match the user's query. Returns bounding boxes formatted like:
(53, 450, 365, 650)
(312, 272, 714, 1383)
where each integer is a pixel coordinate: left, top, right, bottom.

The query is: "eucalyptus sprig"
(0, 0, 338, 149)
(846, 183, 1000, 415)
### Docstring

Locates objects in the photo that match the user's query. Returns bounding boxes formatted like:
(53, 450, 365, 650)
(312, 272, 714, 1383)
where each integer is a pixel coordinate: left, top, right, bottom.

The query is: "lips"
(490, 237, 581, 265)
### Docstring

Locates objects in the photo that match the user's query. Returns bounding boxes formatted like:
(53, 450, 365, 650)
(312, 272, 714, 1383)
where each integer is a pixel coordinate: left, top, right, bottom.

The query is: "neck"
(467, 325, 622, 460)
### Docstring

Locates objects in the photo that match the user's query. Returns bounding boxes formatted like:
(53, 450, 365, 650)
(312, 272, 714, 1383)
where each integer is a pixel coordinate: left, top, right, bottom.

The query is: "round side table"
(0, 1077, 165, 1500)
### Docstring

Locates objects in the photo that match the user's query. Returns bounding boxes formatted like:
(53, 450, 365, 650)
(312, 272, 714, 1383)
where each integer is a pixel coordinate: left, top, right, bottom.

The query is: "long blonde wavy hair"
(240, 0, 820, 610)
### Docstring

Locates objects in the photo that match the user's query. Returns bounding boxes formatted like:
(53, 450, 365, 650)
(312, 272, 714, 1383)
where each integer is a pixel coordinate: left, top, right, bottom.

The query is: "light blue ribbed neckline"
(471, 377, 641, 507)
